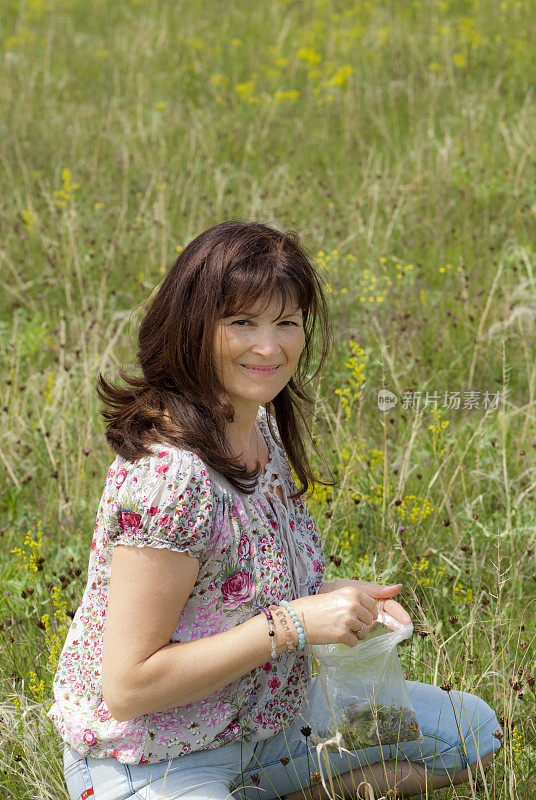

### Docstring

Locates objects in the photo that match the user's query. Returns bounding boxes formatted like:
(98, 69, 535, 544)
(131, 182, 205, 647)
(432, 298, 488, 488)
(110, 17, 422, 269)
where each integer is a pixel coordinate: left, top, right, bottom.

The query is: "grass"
(1, 0, 536, 796)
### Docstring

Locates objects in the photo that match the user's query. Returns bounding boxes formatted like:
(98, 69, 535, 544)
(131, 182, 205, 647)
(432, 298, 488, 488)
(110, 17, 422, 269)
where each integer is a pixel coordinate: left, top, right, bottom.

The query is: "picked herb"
(311, 701, 421, 751)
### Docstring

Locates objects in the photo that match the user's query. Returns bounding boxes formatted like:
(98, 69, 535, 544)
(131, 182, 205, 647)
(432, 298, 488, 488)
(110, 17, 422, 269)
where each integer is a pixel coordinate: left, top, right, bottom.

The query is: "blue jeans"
(63, 680, 502, 800)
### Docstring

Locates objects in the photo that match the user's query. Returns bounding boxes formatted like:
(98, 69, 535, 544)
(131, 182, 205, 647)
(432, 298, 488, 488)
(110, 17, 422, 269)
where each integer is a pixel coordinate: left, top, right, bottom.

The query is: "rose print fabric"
(47, 406, 325, 764)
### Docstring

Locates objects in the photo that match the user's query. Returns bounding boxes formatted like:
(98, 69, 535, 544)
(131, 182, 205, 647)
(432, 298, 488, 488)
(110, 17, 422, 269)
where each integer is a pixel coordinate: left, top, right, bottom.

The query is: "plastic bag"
(301, 612, 422, 752)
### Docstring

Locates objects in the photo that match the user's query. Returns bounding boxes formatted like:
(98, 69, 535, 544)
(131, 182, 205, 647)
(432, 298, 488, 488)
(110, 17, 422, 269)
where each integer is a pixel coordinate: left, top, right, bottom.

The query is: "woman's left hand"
(323, 579, 412, 627)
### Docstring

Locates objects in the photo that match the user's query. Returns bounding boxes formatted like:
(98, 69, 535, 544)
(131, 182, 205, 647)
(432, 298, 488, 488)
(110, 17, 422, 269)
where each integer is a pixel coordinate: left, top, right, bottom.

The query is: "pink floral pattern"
(47, 406, 325, 764)
(221, 571, 256, 608)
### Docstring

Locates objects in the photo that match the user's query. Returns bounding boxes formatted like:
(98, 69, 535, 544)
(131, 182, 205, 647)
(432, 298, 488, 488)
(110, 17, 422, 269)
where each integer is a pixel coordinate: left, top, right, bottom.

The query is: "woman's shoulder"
(108, 442, 212, 493)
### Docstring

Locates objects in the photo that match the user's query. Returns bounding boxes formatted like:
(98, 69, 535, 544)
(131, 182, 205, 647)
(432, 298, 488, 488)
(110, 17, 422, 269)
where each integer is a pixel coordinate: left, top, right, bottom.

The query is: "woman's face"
(213, 292, 306, 416)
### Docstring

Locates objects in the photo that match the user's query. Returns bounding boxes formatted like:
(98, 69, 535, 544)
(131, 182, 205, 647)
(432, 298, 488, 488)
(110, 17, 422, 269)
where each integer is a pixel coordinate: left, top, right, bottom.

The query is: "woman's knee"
(450, 690, 503, 767)
(405, 682, 502, 775)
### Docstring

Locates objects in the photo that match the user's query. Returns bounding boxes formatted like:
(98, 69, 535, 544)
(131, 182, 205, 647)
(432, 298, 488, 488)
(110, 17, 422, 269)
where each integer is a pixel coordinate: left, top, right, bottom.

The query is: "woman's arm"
(102, 545, 297, 722)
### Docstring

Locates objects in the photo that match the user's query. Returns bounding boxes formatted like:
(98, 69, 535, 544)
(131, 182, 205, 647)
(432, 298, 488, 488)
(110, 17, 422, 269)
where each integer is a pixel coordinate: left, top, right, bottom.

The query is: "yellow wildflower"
(297, 47, 322, 63)
(236, 81, 255, 97)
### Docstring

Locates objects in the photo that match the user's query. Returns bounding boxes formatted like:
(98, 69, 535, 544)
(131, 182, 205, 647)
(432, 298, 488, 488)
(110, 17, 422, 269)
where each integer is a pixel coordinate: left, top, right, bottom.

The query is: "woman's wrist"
(270, 605, 297, 653)
(260, 601, 306, 658)
(280, 600, 306, 650)
(269, 606, 294, 655)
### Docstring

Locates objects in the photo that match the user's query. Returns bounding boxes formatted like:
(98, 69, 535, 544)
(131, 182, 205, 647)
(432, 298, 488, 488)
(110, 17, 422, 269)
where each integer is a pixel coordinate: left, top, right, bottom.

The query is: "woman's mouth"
(240, 364, 281, 376)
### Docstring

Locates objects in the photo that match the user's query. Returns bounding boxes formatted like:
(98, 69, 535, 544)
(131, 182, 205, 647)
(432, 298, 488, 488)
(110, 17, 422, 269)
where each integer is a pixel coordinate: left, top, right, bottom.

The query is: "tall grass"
(1, 0, 535, 797)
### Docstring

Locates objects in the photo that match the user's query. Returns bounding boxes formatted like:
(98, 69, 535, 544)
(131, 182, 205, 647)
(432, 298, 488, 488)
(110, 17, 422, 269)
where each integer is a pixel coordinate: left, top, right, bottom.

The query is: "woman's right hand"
(289, 586, 379, 648)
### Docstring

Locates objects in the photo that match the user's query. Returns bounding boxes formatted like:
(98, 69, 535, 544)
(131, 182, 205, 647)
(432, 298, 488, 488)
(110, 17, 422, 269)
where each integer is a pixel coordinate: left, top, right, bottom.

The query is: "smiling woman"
(94, 219, 333, 499)
(46, 220, 502, 800)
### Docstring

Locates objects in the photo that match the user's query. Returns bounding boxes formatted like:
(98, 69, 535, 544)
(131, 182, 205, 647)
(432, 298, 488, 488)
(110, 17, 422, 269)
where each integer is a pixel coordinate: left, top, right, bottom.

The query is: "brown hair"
(97, 220, 334, 499)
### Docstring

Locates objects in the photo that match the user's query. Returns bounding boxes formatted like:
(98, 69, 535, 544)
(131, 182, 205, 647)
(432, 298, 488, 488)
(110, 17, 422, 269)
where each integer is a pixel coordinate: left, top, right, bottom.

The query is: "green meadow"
(1, 0, 535, 796)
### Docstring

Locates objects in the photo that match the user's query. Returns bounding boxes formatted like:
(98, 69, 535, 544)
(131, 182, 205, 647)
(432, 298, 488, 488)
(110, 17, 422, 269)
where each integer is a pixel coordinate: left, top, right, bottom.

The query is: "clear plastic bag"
(301, 612, 423, 752)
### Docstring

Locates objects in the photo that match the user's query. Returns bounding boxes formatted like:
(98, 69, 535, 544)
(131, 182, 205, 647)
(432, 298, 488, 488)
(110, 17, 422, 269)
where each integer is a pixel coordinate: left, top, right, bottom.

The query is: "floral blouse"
(47, 405, 325, 764)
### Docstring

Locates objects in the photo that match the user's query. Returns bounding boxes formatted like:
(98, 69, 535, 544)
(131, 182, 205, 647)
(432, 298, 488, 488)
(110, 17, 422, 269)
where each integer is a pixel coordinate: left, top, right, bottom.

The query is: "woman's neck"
(225, 406, 270, 469)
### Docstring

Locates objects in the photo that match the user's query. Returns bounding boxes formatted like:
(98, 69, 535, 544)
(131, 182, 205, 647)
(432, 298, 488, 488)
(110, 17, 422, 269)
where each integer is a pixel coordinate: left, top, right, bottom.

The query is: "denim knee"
(403, 681, 503, 775)
(454, 691, 503, 767)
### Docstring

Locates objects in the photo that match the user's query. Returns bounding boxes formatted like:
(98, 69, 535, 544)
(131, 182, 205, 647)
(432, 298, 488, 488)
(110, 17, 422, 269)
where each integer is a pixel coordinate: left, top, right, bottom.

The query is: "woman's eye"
(230, 319, 300, 327)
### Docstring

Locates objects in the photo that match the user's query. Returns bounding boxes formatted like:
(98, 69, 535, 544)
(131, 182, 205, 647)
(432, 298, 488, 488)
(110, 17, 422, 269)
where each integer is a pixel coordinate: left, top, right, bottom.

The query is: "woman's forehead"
(223, 288, 302, 317)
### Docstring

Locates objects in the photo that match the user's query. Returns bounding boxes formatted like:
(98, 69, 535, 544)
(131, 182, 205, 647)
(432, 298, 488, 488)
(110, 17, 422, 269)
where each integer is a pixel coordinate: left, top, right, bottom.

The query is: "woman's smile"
(239, 364, 281, 376)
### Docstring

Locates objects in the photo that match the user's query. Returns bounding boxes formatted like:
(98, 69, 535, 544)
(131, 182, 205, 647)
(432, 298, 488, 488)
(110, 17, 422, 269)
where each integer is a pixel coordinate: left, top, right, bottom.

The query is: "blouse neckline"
(255, 408, 290, 514)
(256, 409, 279, 484)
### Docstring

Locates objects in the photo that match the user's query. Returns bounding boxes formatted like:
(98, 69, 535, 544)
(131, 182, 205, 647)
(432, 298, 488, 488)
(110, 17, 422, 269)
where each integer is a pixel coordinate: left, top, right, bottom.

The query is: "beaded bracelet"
(270, 605, 297, 653)
(279, 600, 305, 650)
(261, 607, 278, 662)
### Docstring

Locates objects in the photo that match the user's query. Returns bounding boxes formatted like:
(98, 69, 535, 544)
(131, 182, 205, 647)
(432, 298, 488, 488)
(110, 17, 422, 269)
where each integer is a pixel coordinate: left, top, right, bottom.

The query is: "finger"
(383, 598, 412, 625)
(357, 607, 375, 627)
(361, 583, 402, 599)
(359, 592, 379, 619)
(383, 599, 411, 621)
(350, 620, 368, 641)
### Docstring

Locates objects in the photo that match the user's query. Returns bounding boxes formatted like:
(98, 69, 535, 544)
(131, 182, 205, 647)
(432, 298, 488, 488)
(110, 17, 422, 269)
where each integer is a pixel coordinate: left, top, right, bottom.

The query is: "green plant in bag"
(311, 699, 421, 751)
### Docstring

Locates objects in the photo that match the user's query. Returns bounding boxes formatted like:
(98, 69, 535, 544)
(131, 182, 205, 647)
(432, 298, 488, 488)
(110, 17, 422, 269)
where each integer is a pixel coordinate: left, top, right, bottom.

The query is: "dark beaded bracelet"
(261, 607, 278, 661)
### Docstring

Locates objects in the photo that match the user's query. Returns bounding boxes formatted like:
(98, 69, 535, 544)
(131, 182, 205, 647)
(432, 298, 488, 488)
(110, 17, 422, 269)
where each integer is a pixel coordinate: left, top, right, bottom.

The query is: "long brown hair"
(97, 220, 334, 499)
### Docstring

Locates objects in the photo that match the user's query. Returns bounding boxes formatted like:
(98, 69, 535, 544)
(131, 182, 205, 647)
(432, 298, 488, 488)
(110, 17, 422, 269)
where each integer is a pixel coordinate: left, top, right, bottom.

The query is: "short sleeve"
(107, 448, 214, 562)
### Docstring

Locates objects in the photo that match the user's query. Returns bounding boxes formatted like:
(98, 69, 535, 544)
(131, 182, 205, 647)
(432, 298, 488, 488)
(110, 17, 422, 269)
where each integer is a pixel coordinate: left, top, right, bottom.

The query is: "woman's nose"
(250, 327, 283, 355)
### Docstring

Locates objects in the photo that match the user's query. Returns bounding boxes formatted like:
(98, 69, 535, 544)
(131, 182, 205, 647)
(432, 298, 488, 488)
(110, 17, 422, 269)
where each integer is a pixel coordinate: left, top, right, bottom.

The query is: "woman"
(48, 221, 502, 800)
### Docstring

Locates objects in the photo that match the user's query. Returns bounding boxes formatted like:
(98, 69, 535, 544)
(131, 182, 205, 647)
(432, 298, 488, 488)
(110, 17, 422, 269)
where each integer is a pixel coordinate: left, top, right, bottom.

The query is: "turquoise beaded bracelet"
(280, 600, 305, 650)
